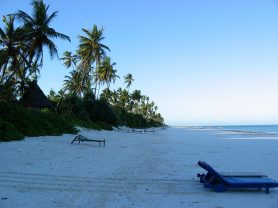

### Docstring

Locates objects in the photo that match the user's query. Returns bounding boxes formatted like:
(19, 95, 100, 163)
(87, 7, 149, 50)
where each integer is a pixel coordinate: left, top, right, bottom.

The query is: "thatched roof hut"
(21, 81, 52, 109)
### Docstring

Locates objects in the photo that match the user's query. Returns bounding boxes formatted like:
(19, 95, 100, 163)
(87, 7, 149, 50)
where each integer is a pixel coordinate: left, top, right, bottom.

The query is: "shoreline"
(1, 127, 278, 208)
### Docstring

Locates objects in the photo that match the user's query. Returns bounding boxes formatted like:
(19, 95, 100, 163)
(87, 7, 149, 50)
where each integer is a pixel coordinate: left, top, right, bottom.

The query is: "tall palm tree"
(63, 69, 91, 97)
(0, 15, 23, 85)
(0, 15, 27, 100)
(124, 73, 134, 91)
(57, 51, 79, 107)
(78, 25, 110, 95)
(60, 51, 78, 69)
(15, 0, 70, 66)
(78, 25, 110, 67)
(117, 88, 130, 110)
(15, 60, 41, 97)
(63, 70, 79, 95)
(97, 56, 119, 90)
(110, 90, 119, 107)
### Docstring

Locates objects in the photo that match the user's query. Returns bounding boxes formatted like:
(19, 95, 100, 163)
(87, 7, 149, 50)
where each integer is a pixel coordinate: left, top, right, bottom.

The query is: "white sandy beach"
(1, 127, 278, 208)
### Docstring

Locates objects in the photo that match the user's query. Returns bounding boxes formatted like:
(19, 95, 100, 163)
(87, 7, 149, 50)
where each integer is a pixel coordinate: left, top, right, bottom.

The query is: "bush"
(92, 99, 118, 126)
(0, 102, 77, 141)
(0, 119, 23, 141)
(58, 94, 89, 120)
(56, 93, 163, 130)
(59, 94, 119, 127)
(116, 110, 147, 128)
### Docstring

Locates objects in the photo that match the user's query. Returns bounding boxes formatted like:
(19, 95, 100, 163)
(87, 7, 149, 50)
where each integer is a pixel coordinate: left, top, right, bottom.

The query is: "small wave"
(218, 125, 278, 135)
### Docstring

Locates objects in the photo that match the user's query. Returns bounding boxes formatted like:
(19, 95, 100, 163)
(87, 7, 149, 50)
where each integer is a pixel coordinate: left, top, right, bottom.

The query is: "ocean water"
(215, 125, 278, 134)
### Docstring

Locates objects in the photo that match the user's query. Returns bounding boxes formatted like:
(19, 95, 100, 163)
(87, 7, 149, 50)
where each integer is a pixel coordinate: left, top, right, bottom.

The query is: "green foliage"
(0, 1, 70, 102)
(58, 94, 88, 119)
(124, 73, 134, 89)
(127, 113, 147, 128)
(63, 115, 101, 130)
(0, 118, 23, 141)
(100, 88, 164, 127)
(115, 110, 144, 128)
(91, 99, 118, 126)
(0, 102, 77, 141)
(47, 89, 59, 104)
(1, 1, 164, 140)
(57, 93, 118, 127)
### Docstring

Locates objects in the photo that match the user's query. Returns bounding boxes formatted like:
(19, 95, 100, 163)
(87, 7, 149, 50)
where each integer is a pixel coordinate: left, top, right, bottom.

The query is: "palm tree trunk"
(94, 59, 98, 97)
(97, 82, 101, 99)
(0, 60, 9, 84)
(56, 88, 66, 108)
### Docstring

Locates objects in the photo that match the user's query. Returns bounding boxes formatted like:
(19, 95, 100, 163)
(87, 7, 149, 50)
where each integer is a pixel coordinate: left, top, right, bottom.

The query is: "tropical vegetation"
(0, 0, 164, 141)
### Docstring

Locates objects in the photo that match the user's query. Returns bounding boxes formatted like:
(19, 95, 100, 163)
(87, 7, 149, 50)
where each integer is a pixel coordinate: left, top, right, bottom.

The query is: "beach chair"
(197, 161, 267, 183)
(144, 129, 155, 133)
(71, 135, 105, 147)
(197, 161, 278, 194)
(131, 129, 144, 133)
(115, 127, 131, 133)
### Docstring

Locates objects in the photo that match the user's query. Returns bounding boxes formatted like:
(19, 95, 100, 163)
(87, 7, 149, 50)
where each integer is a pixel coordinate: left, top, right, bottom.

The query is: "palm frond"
(46, 11, 58, 25)
(43, 38, 58, 59)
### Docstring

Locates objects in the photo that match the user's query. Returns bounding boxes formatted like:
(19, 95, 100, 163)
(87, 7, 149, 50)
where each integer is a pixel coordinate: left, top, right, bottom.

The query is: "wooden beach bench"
(130, 129, 143, 133)
(114, 127, 131, 133)
(197, 161, 278, 194)
(144, 129, 155, 133)
(131, 129, 155, 133)
(114, 127, 154, 134)
(71, 135, 105, 147)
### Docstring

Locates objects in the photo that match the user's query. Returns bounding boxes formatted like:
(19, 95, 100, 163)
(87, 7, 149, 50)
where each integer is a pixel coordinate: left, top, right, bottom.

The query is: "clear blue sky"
(2, 0, 278, 125)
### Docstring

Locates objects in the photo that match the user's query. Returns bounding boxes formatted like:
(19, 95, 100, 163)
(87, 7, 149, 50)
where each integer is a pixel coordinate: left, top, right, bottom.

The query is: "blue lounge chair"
(197, 161, 267, 183)
(197, 161, 278, 194)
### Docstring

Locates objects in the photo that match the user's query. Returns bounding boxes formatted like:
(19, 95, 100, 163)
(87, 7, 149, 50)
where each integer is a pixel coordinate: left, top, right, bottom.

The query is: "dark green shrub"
(58, 94, 89, 120)
(82, 96, 118, 126)
(93, 99, 118, 126)
(95, 121, 113, 130)
(0, 102, 77, 141)
(0, 119, 24, 141)
(115, 109, 148, 128)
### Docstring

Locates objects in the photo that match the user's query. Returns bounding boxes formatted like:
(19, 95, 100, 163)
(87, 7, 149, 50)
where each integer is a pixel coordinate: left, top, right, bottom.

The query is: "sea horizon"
(173, 124, 278, 134)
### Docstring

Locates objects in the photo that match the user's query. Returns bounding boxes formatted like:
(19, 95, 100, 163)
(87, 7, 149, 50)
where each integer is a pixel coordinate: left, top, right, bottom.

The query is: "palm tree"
(15, 60, 41, 97)
(124, 73, 134, 91)
(100, 88, 112, 101)
(97, 56, 119, 90)
(1, 1, 70, 101)
(0, 15, 27, 100)
(78, 25, 110, 95)
(63, 70, 79, 95)
(63, 69, 91, 97)
(0, 15, 23, 85)
(117, 88, 130, 110)
(57, 51, 79, 107)
(60, 51, 78, 69)
(131, 90, 142, 102)
(78, 25, 109, 67)
(130, 90, 142, 113)
(15, 0, 70, 66)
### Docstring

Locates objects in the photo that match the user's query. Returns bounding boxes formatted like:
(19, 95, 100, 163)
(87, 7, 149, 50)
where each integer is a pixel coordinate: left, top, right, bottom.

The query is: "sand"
(1, 127, 278, 208)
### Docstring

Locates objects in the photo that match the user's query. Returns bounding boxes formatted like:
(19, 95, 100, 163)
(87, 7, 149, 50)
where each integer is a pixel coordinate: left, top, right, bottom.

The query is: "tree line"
(0, 0, 164, 130)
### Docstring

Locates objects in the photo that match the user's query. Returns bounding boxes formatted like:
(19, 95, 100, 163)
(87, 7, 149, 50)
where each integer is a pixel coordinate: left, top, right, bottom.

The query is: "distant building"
(21, 81, 52, 109)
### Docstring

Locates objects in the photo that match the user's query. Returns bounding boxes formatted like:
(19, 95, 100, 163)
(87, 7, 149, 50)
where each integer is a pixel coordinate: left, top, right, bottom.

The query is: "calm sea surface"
(213, 125, 278, 134)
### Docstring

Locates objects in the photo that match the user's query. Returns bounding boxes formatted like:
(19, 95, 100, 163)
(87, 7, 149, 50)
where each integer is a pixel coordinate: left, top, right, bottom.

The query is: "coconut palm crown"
(78, 25, 110, 96)
(15, 0, 70, 65)
(97, 56, 119, 89)
(124, 73, 134, 90)
(78, 25, 110, 69)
